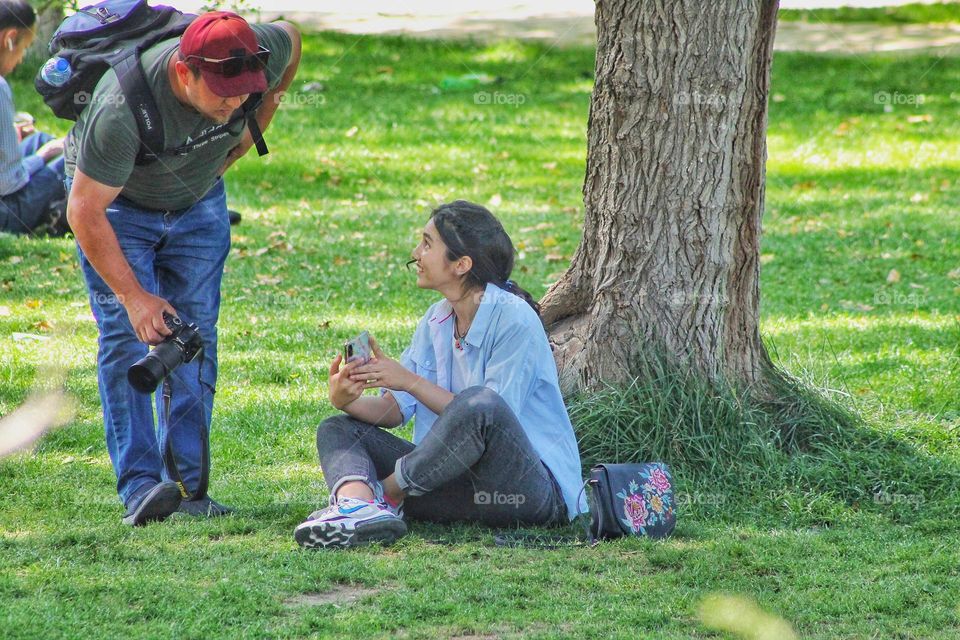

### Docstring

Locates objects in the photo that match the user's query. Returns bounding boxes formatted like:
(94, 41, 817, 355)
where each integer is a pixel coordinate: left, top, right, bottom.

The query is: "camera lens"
(127, 356, 169, 393)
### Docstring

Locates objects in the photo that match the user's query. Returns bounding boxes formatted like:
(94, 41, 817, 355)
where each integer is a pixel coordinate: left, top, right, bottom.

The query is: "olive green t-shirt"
(65, 23, 292, 210)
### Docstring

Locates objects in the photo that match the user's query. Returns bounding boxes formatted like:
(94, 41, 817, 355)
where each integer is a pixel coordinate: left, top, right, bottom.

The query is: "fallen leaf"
(0, 306, 9, 316)
(256, 274, 282, 286)
(345, 126, 359, 137)
(25, 300, 42, 309)
(542, 236, 558, 248)
(887, 269, 901, 284)
(947, 268, 960, 280)
(8, 256, 22, 264)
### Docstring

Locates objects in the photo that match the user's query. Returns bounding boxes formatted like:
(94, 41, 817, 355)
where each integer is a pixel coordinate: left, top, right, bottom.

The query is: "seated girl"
(295, 200, 586, 549)
(0, 0, 68, 236)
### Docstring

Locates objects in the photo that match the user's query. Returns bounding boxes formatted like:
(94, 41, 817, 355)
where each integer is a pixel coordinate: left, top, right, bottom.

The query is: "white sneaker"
(294, 496, 407, 549)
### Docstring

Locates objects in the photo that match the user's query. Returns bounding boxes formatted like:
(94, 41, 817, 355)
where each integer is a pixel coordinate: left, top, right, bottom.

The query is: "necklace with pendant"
(453, 315, 467, 351)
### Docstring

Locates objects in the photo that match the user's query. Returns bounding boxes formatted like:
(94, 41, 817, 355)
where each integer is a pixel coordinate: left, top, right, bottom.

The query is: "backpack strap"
(161, 92, 268, 160)
(243, 93, 269, 157)
(114, 50, 166, 165)
(116, 47, 269, 165)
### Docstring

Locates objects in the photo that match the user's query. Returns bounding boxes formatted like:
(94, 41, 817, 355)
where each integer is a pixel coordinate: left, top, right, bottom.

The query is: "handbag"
(580, 462, 676, 542)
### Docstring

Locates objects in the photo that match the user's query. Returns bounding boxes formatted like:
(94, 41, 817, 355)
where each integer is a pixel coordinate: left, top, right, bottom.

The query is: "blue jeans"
(72, 179, 231, 506)
(0, 133, 66, 234)
(316, 386, 567, 527)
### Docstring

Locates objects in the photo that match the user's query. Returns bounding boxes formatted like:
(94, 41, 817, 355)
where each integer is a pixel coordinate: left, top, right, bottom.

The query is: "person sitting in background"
(295, 200, 586, 549)
(0, 0, 67, 236)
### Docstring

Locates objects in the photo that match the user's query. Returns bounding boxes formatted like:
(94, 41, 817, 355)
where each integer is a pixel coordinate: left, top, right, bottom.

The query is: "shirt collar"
(428, 282, 499, 349)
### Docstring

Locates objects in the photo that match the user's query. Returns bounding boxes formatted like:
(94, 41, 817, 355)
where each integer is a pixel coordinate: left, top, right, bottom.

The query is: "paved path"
(167, 1, 960, 53)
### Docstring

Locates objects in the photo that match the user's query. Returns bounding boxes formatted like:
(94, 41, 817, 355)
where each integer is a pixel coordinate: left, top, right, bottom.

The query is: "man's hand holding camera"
(124, 290, 177, 345)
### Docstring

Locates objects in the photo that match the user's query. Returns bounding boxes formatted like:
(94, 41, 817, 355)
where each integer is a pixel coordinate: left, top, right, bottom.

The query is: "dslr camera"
(127, 313, 203, 394)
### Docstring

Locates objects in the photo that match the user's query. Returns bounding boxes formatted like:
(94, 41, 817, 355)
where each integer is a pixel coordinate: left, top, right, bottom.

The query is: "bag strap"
(244, 94, 269, 156)
(155, 93, 268, 161)
(575, 476, 601, 546)
(161, 350, 209, 501)
(116, 47, 268, 165)
(114, 50, 166, 165)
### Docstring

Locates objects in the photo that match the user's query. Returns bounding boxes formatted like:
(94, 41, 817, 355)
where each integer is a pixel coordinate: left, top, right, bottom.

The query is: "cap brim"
(201, 68, 268, 98)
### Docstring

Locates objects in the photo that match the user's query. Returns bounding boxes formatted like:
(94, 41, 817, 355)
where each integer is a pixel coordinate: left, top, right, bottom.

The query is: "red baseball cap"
(180, 11, 268, 97)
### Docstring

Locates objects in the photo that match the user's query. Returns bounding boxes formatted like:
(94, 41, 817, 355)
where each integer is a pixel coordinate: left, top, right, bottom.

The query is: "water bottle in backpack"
(40, 56, 72, 87)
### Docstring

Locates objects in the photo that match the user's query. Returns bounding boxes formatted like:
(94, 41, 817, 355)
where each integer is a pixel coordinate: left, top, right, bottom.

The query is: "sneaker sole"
(122, 483, 182, 527)
(295, 516, 407, 549)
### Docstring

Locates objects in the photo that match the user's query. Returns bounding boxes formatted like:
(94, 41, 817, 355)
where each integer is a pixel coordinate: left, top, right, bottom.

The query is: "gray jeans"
(316, 386, 566, 527)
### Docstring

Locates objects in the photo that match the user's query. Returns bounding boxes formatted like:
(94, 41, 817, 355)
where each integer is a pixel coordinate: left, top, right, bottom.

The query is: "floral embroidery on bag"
(616, 464, 675, 535)
(623, 492, 649, 531)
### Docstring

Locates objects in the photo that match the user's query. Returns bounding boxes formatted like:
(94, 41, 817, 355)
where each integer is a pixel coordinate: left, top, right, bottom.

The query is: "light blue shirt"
(0, 77, 43, 196)
(385, 282, 587, 521)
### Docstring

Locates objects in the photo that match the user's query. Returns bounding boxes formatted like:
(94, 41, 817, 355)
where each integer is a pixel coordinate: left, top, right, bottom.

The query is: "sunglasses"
(186, 45, 270, 77)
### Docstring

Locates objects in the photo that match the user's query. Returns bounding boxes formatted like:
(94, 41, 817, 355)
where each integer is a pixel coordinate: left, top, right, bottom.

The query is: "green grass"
(2, 31, 960, 639)
(780, 1, 960, 24)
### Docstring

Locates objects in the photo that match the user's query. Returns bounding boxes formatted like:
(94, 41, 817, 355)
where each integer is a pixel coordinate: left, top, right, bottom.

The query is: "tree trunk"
(542, 0, 780, 395)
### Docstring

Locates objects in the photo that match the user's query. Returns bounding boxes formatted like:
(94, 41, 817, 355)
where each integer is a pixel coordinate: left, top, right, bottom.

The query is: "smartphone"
(343, 331, 371, 365)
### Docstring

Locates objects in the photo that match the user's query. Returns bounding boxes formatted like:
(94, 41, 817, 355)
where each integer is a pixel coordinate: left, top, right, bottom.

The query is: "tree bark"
(542, 0, 780, 395)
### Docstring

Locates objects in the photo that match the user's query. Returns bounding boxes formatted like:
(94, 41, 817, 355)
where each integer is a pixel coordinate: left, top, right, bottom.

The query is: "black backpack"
(35, 0, 268, 165)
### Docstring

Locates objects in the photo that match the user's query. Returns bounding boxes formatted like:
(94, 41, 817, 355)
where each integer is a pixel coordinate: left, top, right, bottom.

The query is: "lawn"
(1, 26, 960, 639)
(780, 1, 960, 24)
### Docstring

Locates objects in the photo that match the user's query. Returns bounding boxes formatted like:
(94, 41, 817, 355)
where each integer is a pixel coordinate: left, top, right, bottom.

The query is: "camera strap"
(161, 355, 210, 501)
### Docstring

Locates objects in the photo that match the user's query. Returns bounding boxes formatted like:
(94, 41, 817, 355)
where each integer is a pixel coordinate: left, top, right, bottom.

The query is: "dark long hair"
(429, 200, 540, 316)
(0, 0, 35, 34)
